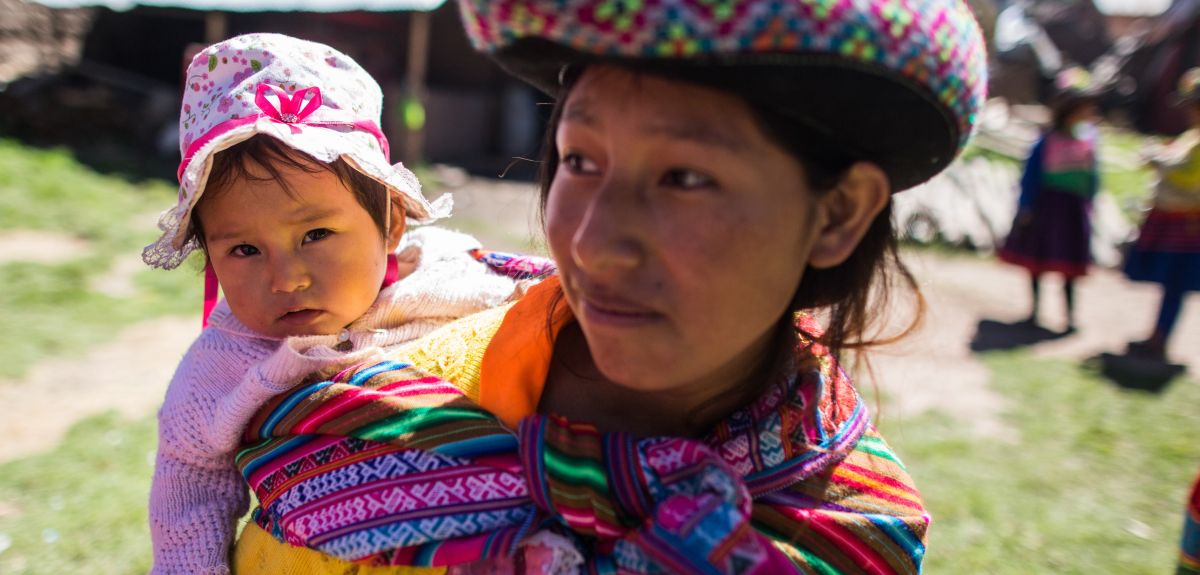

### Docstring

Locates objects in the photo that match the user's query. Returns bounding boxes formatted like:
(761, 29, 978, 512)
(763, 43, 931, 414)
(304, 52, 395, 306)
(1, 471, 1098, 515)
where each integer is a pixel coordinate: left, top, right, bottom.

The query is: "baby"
(143, 33, 533, 574)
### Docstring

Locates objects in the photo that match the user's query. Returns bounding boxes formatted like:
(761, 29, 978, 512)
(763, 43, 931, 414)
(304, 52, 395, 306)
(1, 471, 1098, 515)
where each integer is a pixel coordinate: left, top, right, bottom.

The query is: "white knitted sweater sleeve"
(149, 322, 392, 574)
(148, 329, 271, 575)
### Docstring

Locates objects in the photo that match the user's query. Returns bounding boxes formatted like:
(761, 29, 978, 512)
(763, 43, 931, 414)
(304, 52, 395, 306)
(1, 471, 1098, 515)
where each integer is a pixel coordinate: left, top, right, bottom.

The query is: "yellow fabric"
(234, 522, 445, 574)
(390, 303, 513, 402)
(1164, 143, 1200, 191)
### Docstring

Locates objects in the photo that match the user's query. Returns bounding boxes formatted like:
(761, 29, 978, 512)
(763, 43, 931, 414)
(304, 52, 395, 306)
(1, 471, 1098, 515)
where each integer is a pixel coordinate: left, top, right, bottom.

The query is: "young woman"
(230, 1, 987, 573)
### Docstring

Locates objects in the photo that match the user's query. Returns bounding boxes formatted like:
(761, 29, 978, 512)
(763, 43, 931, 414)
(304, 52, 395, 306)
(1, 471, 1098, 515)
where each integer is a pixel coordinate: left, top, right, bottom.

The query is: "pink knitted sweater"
(148, 227, 523, 575)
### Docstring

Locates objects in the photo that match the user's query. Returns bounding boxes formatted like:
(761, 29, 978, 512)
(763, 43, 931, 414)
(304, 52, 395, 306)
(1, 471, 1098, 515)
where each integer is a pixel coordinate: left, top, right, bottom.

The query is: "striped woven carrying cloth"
(236, 314, 929, 574)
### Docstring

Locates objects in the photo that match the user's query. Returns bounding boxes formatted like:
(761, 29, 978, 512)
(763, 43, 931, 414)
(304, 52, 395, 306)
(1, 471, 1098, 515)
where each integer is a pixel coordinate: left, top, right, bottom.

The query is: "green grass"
(1097, 128, 1156, 220)
(0, 140, 201, 380)
(887, 351, 1200, 575)
(0, 413, 156, 574)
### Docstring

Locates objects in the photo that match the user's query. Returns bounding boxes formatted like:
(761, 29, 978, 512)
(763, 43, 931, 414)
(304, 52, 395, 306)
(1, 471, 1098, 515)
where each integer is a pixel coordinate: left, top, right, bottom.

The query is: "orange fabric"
(478, 276, 573, 428)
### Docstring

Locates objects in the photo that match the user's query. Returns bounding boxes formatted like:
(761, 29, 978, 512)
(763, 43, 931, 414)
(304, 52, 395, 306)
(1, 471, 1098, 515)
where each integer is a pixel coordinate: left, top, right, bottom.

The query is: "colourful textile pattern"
(471, 249, 558, 281)
(1182, 471, 1200, 575)
(236, 315, 928, 573)
(458, 0, 987, 153)
(1038, 133, 1098, 199)
(1124, 209, 1200, 291)
(1132, 209, 1200, 253)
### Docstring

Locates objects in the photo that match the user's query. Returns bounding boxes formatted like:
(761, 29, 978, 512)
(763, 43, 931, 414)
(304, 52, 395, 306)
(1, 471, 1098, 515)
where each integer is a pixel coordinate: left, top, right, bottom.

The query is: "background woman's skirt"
(999, 188, 1092, 277)
(1123, 208, 1200, 291)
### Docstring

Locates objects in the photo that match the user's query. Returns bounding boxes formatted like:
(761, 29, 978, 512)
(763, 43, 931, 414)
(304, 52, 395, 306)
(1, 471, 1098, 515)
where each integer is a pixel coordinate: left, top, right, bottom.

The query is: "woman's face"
(546, 65, 826, 395)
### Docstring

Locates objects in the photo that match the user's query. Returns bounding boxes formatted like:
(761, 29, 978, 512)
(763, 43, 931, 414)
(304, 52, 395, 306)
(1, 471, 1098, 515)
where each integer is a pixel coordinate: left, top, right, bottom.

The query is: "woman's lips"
(578, 295, 661, 328)
(278, 308, 323, 326)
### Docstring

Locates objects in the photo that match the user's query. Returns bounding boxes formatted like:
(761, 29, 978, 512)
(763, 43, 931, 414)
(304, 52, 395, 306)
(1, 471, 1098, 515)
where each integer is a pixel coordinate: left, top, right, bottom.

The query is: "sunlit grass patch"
(0, 140, 200, 380)
(890, 351, 1199, 575)
(0, 413, 156, 574)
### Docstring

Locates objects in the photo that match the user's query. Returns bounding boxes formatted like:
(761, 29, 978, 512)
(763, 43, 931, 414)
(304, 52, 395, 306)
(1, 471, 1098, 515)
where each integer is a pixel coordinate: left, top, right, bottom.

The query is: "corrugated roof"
(30, 0, 445, 12)
(1093, 0, 1171, 17)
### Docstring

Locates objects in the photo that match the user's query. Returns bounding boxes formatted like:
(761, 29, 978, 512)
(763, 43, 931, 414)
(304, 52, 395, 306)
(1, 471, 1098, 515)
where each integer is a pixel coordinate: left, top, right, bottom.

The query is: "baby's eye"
(561, 152, 600, 175)
(303, 228, 332, 243)
(660, 168, 715, 190)
(230, 244, 260, 257)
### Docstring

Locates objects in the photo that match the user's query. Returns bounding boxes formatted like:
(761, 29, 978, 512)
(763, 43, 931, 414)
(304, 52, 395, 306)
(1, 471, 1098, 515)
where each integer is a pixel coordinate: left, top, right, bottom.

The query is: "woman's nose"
(269, 255, 311, 294)
(569, 179, 644, 274)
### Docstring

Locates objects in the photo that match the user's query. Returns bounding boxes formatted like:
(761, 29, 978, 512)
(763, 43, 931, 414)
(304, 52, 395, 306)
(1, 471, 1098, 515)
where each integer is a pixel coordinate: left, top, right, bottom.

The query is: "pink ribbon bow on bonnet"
(142, 33, 451, 272)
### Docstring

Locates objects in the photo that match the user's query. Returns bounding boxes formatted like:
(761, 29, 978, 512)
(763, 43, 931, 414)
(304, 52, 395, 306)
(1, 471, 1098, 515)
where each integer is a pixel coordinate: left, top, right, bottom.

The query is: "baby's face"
(196, 159, 390, 338)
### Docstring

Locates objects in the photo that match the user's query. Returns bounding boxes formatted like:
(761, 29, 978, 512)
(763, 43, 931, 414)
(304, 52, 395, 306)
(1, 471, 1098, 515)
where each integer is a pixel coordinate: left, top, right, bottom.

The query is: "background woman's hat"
(457, 0, 988, 191)
(142, 33, 450, 271)
(1050, 65, 1100, 111)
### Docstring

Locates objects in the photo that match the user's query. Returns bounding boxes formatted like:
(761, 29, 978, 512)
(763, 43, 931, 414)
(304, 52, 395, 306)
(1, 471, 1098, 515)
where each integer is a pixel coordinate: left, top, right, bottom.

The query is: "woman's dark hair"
(188, 135, 391, 251)
(537, 66, 924, 420)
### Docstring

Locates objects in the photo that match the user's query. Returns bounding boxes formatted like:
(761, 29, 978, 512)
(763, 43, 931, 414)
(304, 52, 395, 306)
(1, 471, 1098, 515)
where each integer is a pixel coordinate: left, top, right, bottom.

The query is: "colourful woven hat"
(143, 33, 450, 270)
(458, 0, 988, 191)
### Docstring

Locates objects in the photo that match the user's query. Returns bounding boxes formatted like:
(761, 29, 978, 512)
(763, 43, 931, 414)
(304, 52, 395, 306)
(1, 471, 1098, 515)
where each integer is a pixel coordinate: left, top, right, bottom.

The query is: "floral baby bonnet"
(143, 32, 451, 270)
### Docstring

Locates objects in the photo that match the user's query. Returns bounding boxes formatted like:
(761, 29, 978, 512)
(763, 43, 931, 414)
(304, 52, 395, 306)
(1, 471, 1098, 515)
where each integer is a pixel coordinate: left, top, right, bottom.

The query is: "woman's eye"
(303, 228, 332, 243)
(661, 168, 715, 190)
(562, 152, 600, 175)
(230, 244, 260, 257)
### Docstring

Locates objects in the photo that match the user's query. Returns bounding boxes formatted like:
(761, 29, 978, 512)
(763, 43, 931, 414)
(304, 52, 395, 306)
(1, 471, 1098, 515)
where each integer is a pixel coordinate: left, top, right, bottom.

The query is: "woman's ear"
(808, 162, 890, 269)
(385, 198, 407, 252)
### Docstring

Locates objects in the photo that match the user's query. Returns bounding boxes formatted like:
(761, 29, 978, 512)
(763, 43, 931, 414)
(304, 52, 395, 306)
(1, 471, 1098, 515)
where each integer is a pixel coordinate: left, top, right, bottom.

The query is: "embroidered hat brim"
(458, 0, 989, 192)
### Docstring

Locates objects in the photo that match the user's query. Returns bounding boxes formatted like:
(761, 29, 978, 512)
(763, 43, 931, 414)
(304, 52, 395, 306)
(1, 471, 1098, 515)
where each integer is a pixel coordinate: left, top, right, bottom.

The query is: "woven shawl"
(236, 314, 928, 574)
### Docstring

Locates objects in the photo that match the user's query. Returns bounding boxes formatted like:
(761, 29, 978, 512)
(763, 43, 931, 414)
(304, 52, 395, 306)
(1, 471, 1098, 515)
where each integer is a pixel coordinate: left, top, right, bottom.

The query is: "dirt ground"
(0, 176, 1195, 462)
(871, 250, 1198, 439)
(0, 230, 90, 265)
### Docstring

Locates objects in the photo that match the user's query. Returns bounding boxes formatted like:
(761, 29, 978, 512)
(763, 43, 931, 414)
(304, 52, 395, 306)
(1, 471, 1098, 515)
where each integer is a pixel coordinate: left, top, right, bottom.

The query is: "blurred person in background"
(999, 67, 1101, 333)
(1124, 68, 1200, 362)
